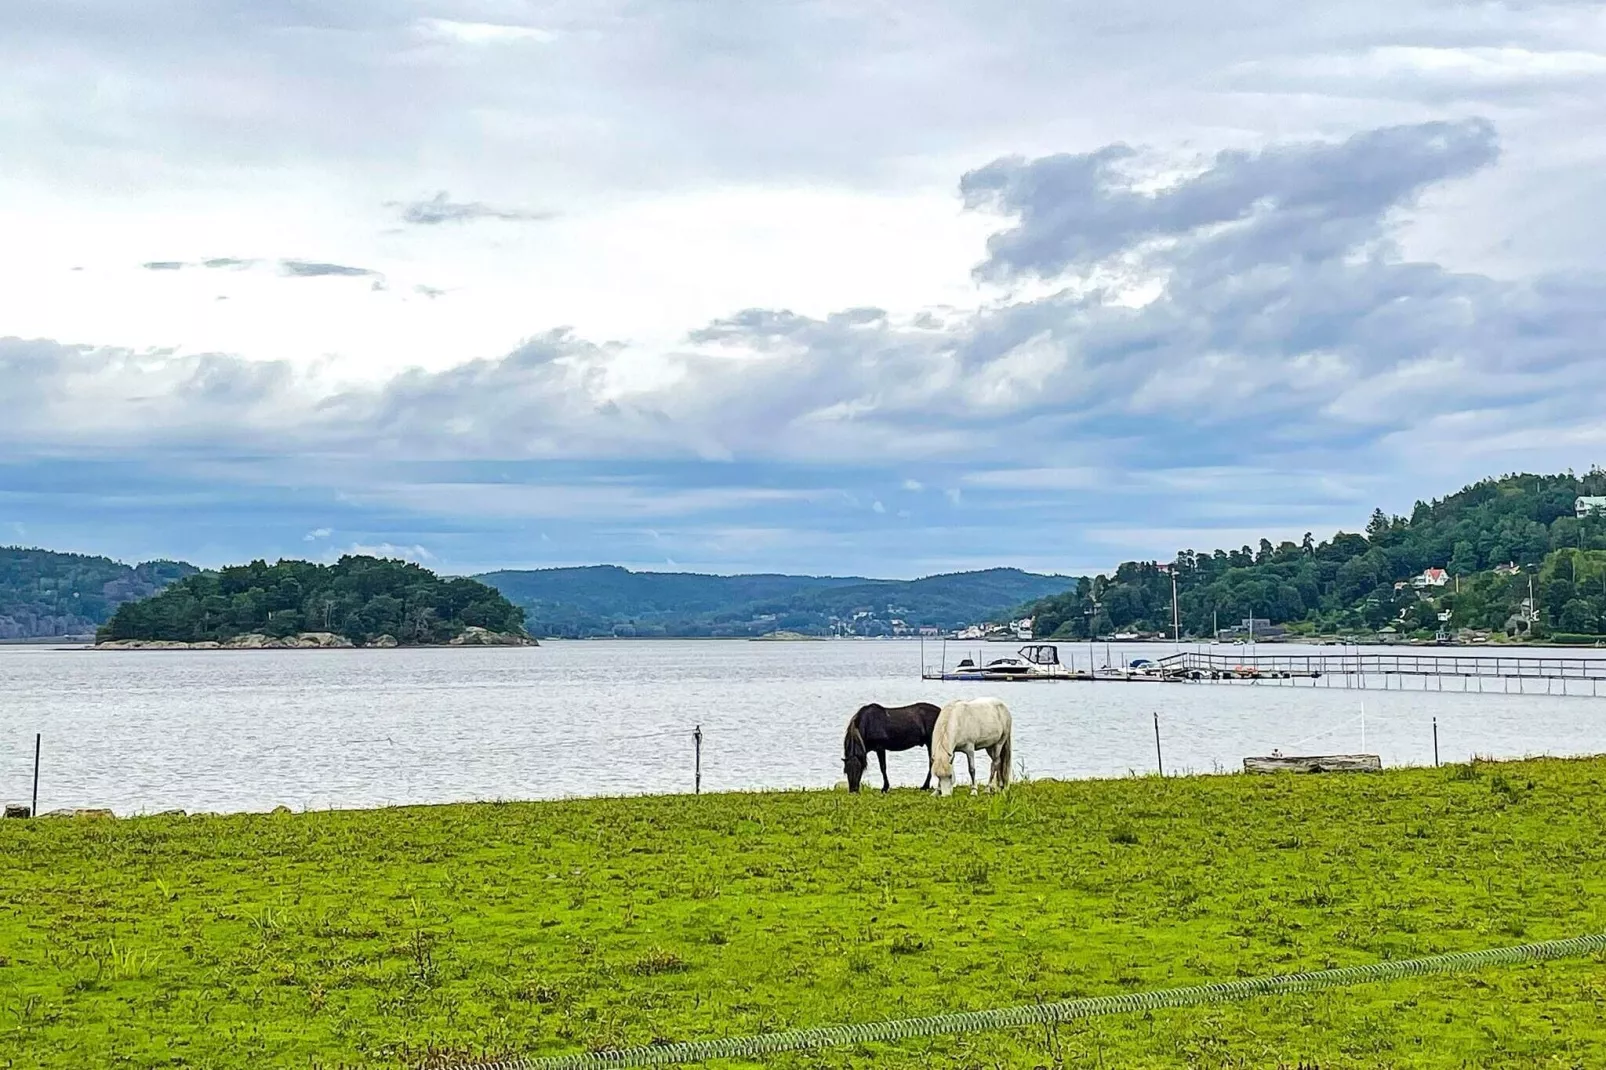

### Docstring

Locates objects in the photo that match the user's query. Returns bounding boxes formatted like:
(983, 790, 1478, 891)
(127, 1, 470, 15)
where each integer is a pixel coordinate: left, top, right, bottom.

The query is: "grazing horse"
(930, 697, 1013, 797)
(842, 702, 942, 793)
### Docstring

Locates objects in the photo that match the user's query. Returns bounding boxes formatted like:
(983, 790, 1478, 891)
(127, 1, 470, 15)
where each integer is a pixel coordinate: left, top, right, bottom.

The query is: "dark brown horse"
(842, 702, 942, 793)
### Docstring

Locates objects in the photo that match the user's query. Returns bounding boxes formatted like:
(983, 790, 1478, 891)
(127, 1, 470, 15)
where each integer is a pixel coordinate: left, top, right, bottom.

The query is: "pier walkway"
(1156, 650, 1606, 696)
(922, 646, 1606, 697)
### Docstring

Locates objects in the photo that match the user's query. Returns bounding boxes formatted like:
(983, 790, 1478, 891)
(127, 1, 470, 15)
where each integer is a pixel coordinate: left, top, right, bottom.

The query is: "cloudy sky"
(3, 1, 1605, 577)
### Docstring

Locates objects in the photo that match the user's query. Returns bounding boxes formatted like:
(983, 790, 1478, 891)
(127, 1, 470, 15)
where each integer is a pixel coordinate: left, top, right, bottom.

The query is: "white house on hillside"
(1577, 496, 1606, 519)
(1412, 568, 1449, 589)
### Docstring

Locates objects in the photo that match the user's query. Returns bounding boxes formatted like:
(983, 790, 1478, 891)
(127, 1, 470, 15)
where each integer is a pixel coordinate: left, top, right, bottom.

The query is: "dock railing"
(1155, 650, 1606, 683)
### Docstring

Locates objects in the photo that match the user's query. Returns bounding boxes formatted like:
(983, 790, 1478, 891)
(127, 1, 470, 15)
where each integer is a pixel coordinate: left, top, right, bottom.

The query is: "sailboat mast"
(1171, 570, 1180, 644)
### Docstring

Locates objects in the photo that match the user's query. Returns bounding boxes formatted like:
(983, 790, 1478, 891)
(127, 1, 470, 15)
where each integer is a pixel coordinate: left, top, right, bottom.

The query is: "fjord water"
(3, 640, 1605, 815)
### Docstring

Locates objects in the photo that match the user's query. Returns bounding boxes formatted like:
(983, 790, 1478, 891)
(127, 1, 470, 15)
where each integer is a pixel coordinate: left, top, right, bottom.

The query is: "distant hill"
(0, 547, 197, 639)
(99, 556, 526, 646)
(476, 565, 1077, 637)
(1022, 468, 1606, 641)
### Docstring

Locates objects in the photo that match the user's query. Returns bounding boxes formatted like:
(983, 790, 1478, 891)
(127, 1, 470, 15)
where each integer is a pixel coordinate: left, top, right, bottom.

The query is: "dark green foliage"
(1028, 470, 1606, 639)
(0, 547, 197, 639)
(479, 565, 1076, 637)
(98, 555, 525, 645)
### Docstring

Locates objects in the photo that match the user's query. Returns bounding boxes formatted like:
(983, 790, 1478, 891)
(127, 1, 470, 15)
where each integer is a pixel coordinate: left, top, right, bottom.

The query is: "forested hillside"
(0, 548, 196, 639)
(1026, 471, 1606, 640)
(479, 565, 1075, 637)
(99, 556, 526, 646)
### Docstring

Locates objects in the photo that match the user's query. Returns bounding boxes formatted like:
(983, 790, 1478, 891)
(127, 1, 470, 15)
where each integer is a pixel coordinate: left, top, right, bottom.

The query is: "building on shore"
(1413, 568, 1450, 589)
(1217, 617, 1286, 641)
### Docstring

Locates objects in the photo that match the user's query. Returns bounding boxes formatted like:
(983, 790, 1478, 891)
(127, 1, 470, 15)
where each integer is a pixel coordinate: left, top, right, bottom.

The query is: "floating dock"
(921, 644, 1606, 697)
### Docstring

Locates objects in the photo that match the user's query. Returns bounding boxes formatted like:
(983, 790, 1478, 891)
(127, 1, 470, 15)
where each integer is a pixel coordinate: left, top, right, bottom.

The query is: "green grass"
(5, 758, 1606, 1068)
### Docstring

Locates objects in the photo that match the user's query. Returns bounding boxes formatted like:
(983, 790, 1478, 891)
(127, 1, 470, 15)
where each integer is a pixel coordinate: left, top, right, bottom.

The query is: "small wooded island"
(94, 555, 535, 648)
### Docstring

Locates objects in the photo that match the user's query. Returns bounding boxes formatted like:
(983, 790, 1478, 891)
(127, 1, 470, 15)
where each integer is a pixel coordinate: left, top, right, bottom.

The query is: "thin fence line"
(1282, 711, 1368, 753)
(284, 728, 692, 757)
(441, 932, 1606, 1070)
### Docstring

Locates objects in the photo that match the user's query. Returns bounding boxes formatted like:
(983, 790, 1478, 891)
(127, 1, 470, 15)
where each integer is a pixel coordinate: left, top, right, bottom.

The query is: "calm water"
(3, 640, 1605, 815)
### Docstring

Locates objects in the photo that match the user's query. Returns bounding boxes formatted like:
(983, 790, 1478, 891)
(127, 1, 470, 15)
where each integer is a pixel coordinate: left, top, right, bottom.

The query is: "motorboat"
(954, 644, 1070, 679)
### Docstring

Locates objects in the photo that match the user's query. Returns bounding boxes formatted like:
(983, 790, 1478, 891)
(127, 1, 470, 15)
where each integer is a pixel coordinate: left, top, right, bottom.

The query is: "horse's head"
(843, 713, 873, 793)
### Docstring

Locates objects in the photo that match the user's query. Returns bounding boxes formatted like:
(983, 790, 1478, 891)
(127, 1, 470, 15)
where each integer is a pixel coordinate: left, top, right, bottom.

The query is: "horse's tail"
(996, 726, 1013, 787)
(929, 702, 956, 779)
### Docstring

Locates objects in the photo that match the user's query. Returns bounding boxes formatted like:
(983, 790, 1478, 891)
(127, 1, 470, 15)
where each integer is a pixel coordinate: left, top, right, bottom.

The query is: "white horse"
(930, 697, 1013, 796)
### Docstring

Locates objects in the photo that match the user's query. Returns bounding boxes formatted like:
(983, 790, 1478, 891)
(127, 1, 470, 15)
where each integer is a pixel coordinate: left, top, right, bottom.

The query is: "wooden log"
(1243, 754, 1381, 774)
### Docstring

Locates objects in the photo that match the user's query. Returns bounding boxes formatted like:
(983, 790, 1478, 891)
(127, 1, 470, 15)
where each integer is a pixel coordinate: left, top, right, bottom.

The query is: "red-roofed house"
(1412, 568, 1449, 589)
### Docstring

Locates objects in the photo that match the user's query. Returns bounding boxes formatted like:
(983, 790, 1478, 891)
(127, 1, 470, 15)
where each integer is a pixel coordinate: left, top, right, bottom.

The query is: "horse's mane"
(844, 704, 881, 762)
(929, 703, 955, 778)
(844, 715, 867, 762)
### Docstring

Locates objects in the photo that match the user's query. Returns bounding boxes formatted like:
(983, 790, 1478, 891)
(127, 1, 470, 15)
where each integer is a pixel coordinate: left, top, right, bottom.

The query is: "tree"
(1362, 596, 1393, 631)
(1449, 541, 1477, 577)
(1405, 600, 1440, 632)
(1559, 599, 1596, 634)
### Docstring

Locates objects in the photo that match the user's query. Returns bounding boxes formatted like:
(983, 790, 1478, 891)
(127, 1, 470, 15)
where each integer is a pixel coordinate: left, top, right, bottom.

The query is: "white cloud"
(901, 479, 924, 492)
(338, 542, 435, 563)
(413, 19, 556, 46)
(1237, 46, 1606, 91)
(340, 482, 824, 522)
(5, 1, 1606, 572)
(303, 527, 332, 541)
(6, 121, 1604, 487)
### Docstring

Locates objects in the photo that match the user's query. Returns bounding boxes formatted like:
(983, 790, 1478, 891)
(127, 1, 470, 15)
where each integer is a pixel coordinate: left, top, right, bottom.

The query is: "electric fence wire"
(323, 728, 691, 756)
(444, 932, 1606, 1070)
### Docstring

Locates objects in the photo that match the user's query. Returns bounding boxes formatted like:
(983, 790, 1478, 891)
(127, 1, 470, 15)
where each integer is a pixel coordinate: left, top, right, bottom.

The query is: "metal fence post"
(694, 724, 702, 795)
(1153, 712, 1163, 777)
(32, 733, 40, 817)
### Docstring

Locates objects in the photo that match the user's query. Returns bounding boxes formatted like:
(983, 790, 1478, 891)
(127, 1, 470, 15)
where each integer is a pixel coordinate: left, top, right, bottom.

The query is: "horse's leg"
(921, 743, 933, 791)
(964, 746, 977, 792)
(986, 745, 1001, 790)
(877, 749, 890, 792)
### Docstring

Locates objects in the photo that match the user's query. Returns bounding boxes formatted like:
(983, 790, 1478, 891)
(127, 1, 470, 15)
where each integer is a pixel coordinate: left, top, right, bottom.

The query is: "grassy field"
(4, 758, 1606, 1069)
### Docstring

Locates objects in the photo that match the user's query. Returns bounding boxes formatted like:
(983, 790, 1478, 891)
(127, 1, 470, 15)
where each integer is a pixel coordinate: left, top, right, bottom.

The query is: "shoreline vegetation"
(93, 625, 535, 650)
(4, 755, 1605, 1067)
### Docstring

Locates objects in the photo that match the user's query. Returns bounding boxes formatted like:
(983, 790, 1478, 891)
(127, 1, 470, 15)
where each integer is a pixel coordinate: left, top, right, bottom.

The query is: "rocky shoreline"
(94, 626, 537, 650)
